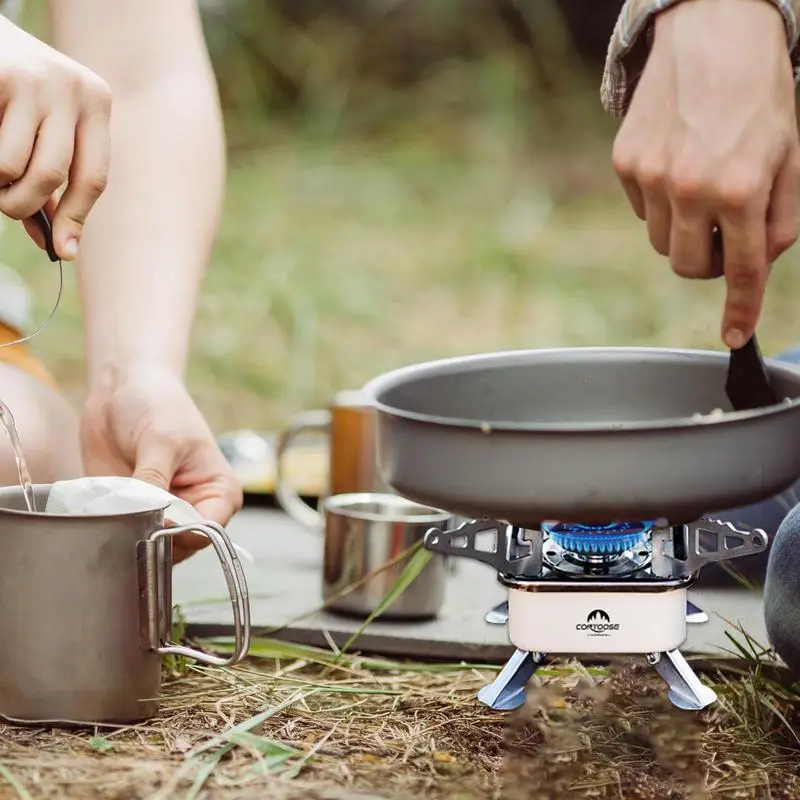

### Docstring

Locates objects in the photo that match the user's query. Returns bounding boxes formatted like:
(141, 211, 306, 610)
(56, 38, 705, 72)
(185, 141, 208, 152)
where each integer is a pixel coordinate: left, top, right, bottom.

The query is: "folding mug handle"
(274, 410, 330, 531)
(142, 521, 251, 666)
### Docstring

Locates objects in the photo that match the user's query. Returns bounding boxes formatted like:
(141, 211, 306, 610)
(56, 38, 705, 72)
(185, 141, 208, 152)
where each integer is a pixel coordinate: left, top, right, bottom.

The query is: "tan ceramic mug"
(274, 389, 391, 530)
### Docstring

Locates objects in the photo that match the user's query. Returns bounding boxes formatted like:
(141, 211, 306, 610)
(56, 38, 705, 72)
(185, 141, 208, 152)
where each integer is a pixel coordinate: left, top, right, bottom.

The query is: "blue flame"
(543, 521, 652, 555)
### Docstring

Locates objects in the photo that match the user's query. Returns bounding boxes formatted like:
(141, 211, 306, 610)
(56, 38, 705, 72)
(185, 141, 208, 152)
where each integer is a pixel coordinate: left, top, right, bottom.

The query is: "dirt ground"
(0, 652, 797, 800)
(502, 661, 800, 800)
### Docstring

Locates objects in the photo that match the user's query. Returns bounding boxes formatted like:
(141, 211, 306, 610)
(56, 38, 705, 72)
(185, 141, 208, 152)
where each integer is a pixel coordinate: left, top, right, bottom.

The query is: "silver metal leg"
(477, 649, 545, 711)
(477, 647, 716, 712)
(484, 600, 509, 625)
(685, 598, 708, 624)
(647, 649, 717, 711)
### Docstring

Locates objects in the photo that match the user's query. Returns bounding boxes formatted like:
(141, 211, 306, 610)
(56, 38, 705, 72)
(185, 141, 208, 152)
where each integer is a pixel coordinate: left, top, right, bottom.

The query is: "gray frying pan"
(362, 347, 800, 527)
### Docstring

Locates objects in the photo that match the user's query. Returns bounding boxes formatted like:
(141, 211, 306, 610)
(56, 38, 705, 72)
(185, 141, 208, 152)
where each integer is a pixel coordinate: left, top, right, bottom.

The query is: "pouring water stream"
(0, 400, 35, 512)
(0, 209, 64, 513)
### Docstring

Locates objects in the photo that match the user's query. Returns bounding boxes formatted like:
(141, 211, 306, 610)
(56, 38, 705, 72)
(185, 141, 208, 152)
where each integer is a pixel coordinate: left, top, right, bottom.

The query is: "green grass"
(5, 122, 800, 435)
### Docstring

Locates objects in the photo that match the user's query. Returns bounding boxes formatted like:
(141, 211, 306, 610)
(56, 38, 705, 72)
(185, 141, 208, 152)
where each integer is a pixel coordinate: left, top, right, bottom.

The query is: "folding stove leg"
(685, 598, 708, 624)
(647, 650, 717, 711)
(484, 601, 509, 625)
(477, 649, 545, 711)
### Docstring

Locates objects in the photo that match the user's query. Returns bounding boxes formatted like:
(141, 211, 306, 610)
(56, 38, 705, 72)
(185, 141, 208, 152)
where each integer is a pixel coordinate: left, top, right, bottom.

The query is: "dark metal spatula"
(725, 334, 780, 411)
(711, 228, 780, 412)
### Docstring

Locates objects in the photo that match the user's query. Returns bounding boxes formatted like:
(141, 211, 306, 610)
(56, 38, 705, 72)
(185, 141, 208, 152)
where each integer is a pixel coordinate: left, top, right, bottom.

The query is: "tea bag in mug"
(45, 476, 254, 562)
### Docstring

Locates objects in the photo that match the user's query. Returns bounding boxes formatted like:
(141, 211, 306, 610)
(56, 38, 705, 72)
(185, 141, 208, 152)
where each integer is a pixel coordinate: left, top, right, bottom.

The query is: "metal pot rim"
(363, 346, 800, 433)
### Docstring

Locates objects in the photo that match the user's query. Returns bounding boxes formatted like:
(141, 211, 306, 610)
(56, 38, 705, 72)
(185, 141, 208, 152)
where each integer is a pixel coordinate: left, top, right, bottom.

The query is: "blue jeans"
(700, 346, 800, 586)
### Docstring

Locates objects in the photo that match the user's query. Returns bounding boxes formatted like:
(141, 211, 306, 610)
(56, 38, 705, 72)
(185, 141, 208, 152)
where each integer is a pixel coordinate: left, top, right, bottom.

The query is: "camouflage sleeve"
(601, 0, 800, 117)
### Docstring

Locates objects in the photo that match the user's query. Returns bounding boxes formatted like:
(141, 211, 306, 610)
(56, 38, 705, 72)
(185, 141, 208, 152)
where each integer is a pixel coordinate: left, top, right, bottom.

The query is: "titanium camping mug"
(0, 484, 251, 725)
(322, 493, 450, 619)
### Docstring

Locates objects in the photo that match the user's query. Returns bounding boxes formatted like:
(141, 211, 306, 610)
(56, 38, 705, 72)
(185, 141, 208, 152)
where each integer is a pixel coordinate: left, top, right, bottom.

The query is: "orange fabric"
(0, 322, 58, 389)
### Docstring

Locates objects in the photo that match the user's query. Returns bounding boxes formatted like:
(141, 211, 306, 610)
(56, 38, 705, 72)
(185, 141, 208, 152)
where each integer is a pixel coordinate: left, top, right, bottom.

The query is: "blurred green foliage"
(198, 0, 620, 149)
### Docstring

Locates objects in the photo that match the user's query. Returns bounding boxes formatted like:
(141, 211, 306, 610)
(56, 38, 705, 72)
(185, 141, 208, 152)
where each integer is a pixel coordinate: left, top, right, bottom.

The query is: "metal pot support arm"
(423, 519, 543, 577)
(139, 521, 251, 666)
(652, 518, 768, 576)
(426, 517, 768, 580)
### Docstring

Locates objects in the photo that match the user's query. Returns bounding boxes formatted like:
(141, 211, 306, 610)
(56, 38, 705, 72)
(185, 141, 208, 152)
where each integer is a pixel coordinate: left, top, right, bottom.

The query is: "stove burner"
(543, 521, 653, 556)
(422, 516, 770, 714)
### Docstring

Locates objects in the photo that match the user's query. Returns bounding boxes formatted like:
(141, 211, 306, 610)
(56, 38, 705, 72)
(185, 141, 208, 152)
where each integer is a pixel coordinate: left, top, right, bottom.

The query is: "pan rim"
(362, 346, 800, 433)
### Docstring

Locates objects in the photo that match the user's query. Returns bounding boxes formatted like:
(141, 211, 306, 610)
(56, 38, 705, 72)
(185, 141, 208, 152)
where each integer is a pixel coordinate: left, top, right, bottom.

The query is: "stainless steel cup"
(322, 492, 450, 619)
(0, 484, 251, 725)
(275, 389, 391, 530)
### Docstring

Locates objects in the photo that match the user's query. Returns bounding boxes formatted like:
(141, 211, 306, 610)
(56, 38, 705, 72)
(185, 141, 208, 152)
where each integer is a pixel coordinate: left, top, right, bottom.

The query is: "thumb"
(133, 435, 179, 492)
(51, 109, 112, 261)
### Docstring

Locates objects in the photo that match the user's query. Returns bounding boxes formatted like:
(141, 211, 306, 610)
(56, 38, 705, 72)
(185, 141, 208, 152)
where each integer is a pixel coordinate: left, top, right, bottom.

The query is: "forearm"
(76, 73, 225, 383)
(49, 0, 225, 385)
(602, 0, 800, 116)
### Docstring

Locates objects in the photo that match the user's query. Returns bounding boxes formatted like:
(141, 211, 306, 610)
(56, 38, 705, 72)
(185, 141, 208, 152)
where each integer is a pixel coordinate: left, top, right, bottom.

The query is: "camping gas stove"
(423, 517, 768, 712)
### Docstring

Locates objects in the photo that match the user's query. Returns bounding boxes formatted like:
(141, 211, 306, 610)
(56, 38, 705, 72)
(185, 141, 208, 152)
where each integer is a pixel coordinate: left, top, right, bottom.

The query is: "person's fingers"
(172, 536, 206, 564)
(618, 175, 646, 220)
(641, 187, 672, 255)
(133, 434, 181, 491)
(719, 207, 769, 349)
(668, 212, 714, 279)
(0, 110, 75, 222)
(0, 99, 40, 188)
(611, 136, 646, 219)
(194, 481, 244, 529)
(51, 99, 111, 260)
(170, 477, 242, 564)
(766, 147, 800, 264)
(665, 159, 721, 278)
(637, 157, 671, 255)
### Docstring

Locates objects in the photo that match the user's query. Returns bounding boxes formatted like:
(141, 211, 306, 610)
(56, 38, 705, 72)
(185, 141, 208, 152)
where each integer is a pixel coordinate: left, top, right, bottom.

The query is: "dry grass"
(0, 644, 507, 800)
(1, 637, 799, 800)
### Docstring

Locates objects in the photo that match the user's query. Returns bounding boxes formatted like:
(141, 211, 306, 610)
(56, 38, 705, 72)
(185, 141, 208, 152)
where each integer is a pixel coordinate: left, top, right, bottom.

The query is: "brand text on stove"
(576, 609, 620, 636)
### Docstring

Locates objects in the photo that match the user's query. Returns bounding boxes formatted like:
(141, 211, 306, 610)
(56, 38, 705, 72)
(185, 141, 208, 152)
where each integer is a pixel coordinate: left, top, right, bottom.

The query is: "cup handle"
(142, 521, 251, 667)
(274, 410, 330, 531)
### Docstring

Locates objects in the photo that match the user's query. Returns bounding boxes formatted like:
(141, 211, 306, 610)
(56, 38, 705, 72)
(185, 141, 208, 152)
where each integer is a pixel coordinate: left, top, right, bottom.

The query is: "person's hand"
(80, 364, 243, 564)
(0, 15, 112, 260)
(611, 0, 800, 349)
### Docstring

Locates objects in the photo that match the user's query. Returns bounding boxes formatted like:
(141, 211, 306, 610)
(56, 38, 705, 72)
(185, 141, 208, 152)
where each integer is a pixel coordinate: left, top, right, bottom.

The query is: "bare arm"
(602, 0, 800, 117)
(49, 0, 225, 383)
(606, 0, 800, 348)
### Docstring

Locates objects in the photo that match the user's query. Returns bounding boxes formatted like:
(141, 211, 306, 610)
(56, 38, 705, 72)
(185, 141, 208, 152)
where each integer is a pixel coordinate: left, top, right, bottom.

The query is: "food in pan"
(692, 407, 726, 423)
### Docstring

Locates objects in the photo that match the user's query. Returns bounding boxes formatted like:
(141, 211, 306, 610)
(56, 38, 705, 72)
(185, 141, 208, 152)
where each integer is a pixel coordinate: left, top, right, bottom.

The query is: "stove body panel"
(506, 583, 687, 653)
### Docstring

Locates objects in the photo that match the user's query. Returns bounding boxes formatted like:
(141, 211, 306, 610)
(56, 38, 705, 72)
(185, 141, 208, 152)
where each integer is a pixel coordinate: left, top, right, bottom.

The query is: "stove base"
(477, 647, 717, 712)
(484, 597, 709, 626)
